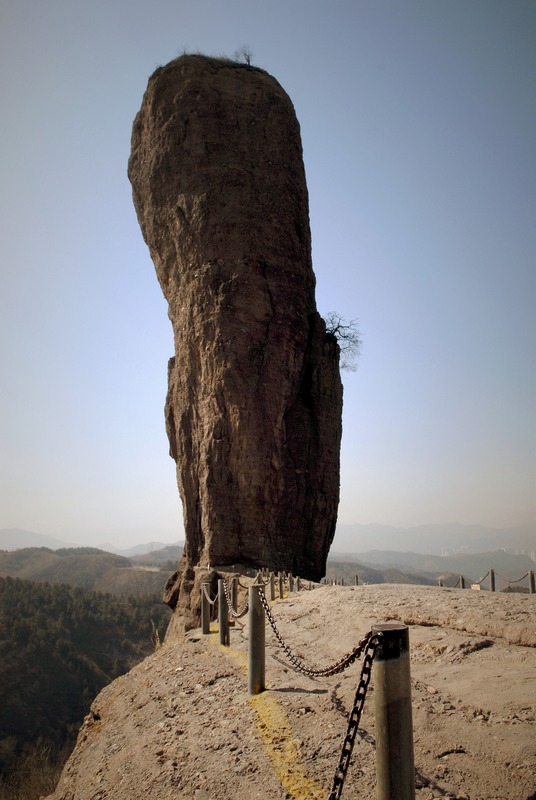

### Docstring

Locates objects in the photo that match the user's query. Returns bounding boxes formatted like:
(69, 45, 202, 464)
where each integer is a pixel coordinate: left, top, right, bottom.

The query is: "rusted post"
(248, 580, 265, 695)
(490, 569, 496, 592)
(269, 572, 275, 601)
(372, 623, 415, 800)
(201, 581, 211, 634)
(218, 579, 230, 646)
(355, 574, 359, 586)
(231, 576, 238, 612)
(529, 571, 535, 594)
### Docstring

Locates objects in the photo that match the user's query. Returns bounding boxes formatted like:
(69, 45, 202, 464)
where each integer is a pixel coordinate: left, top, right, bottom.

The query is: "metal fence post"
(201, 581, 211, 634)
(460, 575, 465, 589)
(248, 581, 265, 695)
(355, 574, 359, 586)
(269, 572, 275, 601)
(529, 571, 535, 594)
(490, 569, 496, 592)
(231, 576, 238, 612)
(218, 579, 230, 646)
(372, 623, 415, 800)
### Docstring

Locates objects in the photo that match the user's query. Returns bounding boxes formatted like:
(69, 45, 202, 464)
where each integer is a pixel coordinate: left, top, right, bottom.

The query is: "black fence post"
(201, 581, 211, 634)
(248, 579, 265, 695)
(218, 579, 229, 646)
(372, 623, 415, 800)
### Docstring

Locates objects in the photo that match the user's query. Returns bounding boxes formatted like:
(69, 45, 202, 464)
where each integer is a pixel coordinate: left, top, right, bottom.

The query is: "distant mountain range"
(1, 528, 533, 593)
(333, 522, 535, 556)
(0, 528, 75, 551)
(2, 524, 534, 558)
(0, 529, 182, 557)
(105, 541, 183, 557)
(329, 547, 534, 587)
(340, 548, 534, 574)
(0, 546, 174, 596)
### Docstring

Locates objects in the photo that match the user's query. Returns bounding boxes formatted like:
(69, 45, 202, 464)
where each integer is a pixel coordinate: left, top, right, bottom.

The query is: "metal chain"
(495, 570, 529, 585)
(456, 570, 530, 587)
(257, 585, 373, 678)
(328, 633, 380, 800)
(202, 584, 216, 606)
(222, 578, 249, 619)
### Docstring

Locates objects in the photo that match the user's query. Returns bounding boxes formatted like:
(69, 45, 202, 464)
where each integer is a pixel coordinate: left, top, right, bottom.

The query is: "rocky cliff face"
(128, 55, 342, 628)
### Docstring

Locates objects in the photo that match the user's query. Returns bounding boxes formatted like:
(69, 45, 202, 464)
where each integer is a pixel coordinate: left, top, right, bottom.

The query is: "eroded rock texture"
(128, 55, 342, 625)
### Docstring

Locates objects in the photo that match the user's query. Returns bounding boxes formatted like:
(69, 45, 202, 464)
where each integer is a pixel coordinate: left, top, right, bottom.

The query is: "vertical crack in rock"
(128, 54, 343, 629)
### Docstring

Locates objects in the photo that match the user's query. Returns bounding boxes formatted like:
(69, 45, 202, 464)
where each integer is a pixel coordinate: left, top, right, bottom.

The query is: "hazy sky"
(1, 1, 534, 550)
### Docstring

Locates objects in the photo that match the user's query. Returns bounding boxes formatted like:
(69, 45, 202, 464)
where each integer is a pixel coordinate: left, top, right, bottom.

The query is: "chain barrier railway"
(320, 568, 536, 593)
(200, 567, 534, 797)
(201, 571, 420, 799)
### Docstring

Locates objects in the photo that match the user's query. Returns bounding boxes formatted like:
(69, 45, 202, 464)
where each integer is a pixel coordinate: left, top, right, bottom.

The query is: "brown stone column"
(128, 55, 342, 629)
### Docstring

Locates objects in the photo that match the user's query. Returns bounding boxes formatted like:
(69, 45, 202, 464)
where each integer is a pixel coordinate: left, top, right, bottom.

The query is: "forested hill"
(0, 576, 171, 789)
(0, 547, 176, 596)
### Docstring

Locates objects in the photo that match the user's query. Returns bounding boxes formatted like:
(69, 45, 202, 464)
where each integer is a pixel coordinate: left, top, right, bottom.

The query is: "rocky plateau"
(47, 582, 536, 800)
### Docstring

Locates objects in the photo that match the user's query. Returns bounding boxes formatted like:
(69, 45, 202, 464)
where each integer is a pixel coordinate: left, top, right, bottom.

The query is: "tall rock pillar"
(128, 55, 342, 627)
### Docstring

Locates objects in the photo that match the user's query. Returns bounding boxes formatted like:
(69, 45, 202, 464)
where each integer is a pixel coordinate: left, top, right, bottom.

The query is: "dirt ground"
(46, 583, 536, 800)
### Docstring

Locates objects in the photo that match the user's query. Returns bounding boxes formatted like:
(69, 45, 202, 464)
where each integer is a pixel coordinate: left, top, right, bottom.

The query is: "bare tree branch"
(234, 46, 254, 66)
(324, 311, 362, 372)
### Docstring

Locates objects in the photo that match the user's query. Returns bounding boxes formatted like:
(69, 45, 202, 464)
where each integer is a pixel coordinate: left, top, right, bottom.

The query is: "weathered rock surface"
(128, 54, 342, 626)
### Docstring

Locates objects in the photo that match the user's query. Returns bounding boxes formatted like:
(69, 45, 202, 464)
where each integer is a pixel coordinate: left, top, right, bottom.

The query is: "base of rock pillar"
(162, 563, 219, 642)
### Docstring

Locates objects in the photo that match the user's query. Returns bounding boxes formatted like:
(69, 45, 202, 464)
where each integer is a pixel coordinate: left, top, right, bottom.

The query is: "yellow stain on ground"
(209, 636, 326, 800)
(219, 641, 247, 670)
(249, 691, 327, 800)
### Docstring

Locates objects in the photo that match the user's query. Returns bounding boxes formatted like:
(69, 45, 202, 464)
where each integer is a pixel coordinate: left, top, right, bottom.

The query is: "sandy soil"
(46, 583, 536, 800)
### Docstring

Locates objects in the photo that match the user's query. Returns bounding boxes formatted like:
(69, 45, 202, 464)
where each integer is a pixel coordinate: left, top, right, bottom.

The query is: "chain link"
(257, 584, 373, 678)
(328, 633, 380, 800)
(222, 578, 249, 619)
(256, 583, 380, 797)
(496, 570, 529, 585)
(202, 584, 216, 605)
(456, 570, 530, 588)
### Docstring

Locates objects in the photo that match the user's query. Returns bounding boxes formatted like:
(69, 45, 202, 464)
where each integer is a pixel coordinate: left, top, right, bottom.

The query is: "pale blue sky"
(1, 1, 534, 549)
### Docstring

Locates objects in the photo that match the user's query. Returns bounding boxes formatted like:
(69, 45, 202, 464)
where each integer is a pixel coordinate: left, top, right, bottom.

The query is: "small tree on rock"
(324, 312, 362, 372)
(234, 46, 254, 66)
